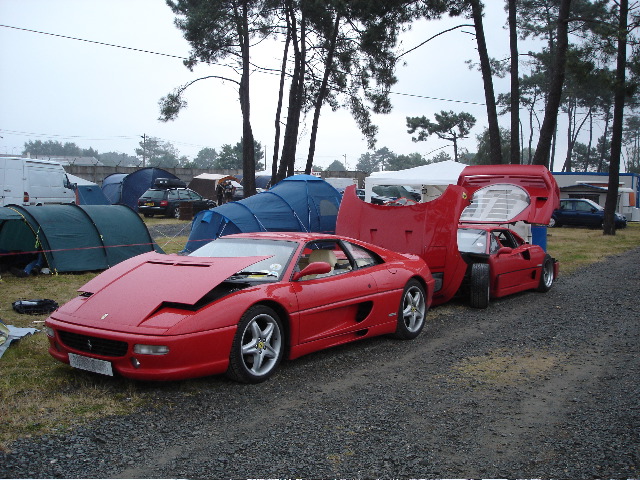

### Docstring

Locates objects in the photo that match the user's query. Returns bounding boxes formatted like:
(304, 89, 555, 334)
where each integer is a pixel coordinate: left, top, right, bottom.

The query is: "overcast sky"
(1, 0, 518, 170)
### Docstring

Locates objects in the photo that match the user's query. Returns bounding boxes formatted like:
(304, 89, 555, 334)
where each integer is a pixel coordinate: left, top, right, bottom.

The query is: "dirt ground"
(1, 248, 638, 478)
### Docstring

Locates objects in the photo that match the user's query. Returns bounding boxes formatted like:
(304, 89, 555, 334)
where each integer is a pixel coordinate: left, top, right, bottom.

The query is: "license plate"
(68, 353, 114, 376)
(145, 202, 154, 206)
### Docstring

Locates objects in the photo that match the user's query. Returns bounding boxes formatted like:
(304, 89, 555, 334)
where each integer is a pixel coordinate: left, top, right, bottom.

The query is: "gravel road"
(1, 247, 638, 478)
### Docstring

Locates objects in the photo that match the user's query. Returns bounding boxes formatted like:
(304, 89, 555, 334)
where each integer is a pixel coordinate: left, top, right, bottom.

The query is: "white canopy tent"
(365, 160, 468, 202)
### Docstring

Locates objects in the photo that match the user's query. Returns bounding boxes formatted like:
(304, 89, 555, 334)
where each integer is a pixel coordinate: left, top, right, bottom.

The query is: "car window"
(458, 228, 488, 254)
(142, 190, 164, 200)
(460, 183, 530, 223)
(167, 190, 179, 201)
(296, 240, 353, 280)
(189, 190, 202, 200)
(575, 201, 594, 212)
(189, 238, 298, 280)
(343, 241, 381, 268)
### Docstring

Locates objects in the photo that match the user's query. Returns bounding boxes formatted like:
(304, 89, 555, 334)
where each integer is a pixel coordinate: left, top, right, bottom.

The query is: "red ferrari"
(337, 164, 560, 309)
(45, 232, 433, 383)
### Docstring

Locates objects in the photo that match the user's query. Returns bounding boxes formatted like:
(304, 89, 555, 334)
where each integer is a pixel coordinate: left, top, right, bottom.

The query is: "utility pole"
(141, 134, 147, 168)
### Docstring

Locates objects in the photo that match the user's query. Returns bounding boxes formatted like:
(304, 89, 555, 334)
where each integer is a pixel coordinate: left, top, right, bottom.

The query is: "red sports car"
(45, 232, 433, 383)
(337, 164, 560, 308)
(456, 224, 556, 309)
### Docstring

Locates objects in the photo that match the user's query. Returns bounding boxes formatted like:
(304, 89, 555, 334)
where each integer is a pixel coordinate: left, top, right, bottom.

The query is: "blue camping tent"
(102, 168, 180, 211)
(68, 174, 110, 205)
(184, 175, 341, 252)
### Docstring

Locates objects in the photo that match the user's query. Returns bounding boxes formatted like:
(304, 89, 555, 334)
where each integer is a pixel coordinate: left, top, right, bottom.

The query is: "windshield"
(457, 228, 488, 254)
(189, 238, 298, 280)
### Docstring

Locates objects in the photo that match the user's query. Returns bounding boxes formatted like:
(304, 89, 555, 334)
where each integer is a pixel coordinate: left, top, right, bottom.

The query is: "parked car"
(550, 198, 627, 228)
(138, 186, 215, 218)
(355, 189, 394, 205)
(457, 225, 556, 309)
(45, 232, 434, 383)
(338, 165, 561, 309)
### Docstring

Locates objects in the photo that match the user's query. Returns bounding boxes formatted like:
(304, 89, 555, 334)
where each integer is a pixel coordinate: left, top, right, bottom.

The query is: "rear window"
(141, 190, 165, 200)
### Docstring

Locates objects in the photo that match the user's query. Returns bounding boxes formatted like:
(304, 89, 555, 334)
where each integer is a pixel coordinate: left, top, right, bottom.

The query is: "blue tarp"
(184, 175, 342, 252)
(102, 168, 180, 211)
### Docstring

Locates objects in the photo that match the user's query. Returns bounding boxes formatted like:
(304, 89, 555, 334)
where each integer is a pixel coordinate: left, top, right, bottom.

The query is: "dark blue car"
(550, 198, 627, 228)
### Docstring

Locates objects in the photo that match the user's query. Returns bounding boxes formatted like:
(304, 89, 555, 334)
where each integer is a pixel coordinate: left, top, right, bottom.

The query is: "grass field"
(0, 220, 638, 450)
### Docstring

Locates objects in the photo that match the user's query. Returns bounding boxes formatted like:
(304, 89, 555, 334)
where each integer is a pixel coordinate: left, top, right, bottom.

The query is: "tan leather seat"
(308, 249, 337, 272)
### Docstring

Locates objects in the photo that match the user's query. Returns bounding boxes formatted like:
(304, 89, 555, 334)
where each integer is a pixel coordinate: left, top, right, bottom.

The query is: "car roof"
(220, 232, 346, 243)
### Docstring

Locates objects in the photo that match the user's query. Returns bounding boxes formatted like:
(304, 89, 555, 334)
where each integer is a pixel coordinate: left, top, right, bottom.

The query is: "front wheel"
(392, 279, 427, 340)
(226, 305, 284, 383)
(536, 254, 555, 292)
(469, 263, 490, 309)
(548, 217, 559, 228)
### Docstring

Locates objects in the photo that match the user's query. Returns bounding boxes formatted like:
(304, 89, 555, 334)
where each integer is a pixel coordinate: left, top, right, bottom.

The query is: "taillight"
(23, 192, 29, 203)
(160, 200, 168, 207)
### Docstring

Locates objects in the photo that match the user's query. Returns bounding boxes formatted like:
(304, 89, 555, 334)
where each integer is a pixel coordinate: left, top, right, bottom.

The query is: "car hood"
(62, 252, 271, 329)
(457, 164, 560, 225)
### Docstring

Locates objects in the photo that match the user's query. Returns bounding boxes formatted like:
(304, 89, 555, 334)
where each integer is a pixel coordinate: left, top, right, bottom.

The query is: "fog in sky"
(1, 0, 517, 169)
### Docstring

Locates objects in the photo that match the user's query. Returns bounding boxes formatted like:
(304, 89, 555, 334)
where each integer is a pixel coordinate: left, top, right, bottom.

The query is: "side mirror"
(292, 262, 332, 281)
(497, 246, 513, 256)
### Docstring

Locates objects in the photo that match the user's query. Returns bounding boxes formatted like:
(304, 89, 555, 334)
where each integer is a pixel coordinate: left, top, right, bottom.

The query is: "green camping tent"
(0, 204, 162, 273)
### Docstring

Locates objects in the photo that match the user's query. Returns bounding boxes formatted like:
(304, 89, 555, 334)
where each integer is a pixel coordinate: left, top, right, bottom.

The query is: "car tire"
(226, 305, 284, 383)
(548, 217, 559, 228)
(469, 263, 490, 309)
(171, 206, 180, 219)
(536, 254, 555, 292)
(392, 279, 427, 340)
(143, 213, 154, 218)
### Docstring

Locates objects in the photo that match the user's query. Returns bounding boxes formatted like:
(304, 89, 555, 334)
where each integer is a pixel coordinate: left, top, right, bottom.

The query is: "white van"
(0, 157, 75, 206)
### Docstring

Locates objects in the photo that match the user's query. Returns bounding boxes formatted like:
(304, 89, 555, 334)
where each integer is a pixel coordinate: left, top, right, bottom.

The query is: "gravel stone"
(1, 246, 638, 478)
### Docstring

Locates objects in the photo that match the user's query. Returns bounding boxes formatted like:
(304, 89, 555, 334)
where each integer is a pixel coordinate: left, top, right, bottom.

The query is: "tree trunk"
(508, 0, 520, 164)
(237, 0, 256, 196)
(277, 2, 305, 183)
(271, 22, 291, 187)
(305, 13, 341, 174)
(598, 106, 611, 172)
(604, 0, 628, 236)
(533, 0, 571, 168)
(470, 0, 503, 164)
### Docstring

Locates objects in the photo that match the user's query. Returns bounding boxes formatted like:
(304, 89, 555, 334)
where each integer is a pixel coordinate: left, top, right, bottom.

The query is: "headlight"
(133, 344, 170, 355)
(45, 326, 55, 338)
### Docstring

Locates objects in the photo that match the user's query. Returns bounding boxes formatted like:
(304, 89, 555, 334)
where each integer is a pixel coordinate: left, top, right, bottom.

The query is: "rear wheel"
(226, 305, 284, 383)
(392, 279, 427, 340)
(469, 263, 490, 309)
(171, 206, 180, 219)
(143, 213, 154, 218)
(536, 254, 555, 292)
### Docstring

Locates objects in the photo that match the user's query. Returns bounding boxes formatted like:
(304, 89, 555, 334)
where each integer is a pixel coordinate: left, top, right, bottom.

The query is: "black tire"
(548, 216, 560, 228)
(143, 213, 154, 218)
(171, 206, 180, 219)
(469, 263, 490, 309)
(536, 254, 555, 292)
(226, 305, 284, 383)
(392, 279, 427, 340)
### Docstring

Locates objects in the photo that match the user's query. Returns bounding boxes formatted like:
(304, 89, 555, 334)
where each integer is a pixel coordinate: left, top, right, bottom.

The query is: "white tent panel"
(364, 160, 468, 201)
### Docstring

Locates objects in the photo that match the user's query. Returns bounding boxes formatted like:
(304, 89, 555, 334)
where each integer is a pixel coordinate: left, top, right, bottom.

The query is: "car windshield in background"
(457, 228, 488, 254)
(142, 190, 165, 199)
(189, 238, 298, 280)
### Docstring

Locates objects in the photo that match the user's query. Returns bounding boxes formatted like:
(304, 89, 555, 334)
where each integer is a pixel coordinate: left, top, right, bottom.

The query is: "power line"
(1, 23, 486, 107)
(0, 24, 188, 60)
